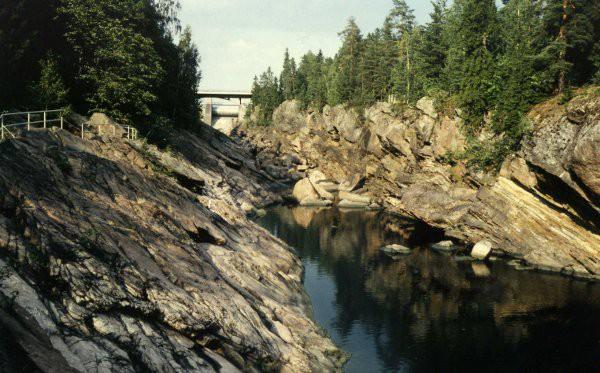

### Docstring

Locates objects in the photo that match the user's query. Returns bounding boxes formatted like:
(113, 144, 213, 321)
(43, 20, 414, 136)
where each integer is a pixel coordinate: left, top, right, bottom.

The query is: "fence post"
(1, 116, 4, 141)
(81, 123, 84, 139)
(43, 111, 47, 129)
(27, 113, 31, 131)
(60, 115, 64, 130)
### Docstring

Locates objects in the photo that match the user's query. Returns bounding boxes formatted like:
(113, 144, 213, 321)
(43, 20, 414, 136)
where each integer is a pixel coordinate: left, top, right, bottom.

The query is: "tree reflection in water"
(256, 206, 600, 373)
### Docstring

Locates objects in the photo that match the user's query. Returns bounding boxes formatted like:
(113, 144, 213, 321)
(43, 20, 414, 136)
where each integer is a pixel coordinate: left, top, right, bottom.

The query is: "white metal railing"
(0, 109, 138, 141)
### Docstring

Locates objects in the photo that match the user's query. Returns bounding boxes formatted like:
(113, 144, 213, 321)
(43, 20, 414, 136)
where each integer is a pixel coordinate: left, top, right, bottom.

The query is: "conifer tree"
(328, 18, 363, 106)
(280, 49, 299, 101)
(172, 26, 202, 128)
(452, 0, 498, 132)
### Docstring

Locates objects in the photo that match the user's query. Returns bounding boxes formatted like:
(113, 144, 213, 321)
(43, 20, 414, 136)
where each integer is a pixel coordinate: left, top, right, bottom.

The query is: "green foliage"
(30, 53, 69, 110)
(328, 18, 364, 106)
(249, 68, 282, 126)
(280, 49, 299, 101)
(59, 0, 163, 124)
(171, 26, 202, 128)
(0, 0, 201, 137)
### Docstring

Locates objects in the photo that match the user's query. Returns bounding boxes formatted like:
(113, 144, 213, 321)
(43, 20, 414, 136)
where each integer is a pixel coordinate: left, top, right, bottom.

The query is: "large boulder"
(431, 116, 466, 158)
(571, 120, 600, 196)
(292, 178, 319, 203)
(322, 105, 363, 143)
(338, 174, 365, 192)
(416, 97, 438, 119)
(307, 170, 334, 200)
(272, 100, 306, 133)
(471, 240, 493, 260)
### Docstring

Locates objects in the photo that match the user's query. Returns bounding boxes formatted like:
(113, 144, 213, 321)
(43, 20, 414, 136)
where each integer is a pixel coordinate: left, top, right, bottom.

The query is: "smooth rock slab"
(300, 198, 333, 207)
(471, 240, 493, 260)
(338, 199, 370, 209)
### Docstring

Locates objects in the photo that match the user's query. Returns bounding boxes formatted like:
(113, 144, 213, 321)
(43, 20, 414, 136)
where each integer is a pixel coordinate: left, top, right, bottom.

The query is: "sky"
(179, 0, 436, 91)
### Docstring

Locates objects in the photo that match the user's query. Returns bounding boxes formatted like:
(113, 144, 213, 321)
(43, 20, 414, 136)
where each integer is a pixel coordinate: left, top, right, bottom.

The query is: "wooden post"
(81, 123, 84, 139)
(60, 115, 64, 130)
(1, 116, 4, 140)
(27, 113, 31, 131)
(43, 112, 47, 129)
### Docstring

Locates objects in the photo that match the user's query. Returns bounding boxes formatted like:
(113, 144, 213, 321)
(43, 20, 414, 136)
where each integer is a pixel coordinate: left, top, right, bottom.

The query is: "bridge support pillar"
(202, 98, 213, 126)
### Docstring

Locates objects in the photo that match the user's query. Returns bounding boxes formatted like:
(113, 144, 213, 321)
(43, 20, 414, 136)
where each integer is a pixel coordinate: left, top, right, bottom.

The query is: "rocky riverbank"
(239, 88, 600, 280)
(0, 121, 346, 372)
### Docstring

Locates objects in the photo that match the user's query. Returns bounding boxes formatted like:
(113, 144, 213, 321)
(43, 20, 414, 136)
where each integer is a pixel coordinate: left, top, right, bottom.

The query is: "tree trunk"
(557, 0, 575, 93)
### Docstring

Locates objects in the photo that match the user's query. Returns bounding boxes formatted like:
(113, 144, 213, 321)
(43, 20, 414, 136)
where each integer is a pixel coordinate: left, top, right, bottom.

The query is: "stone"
(292, 178, 319, 203)
(322, 105, 363, 143)
(471, 240, 493, 260)
(430, 240, 457, 253)
(431, 116, 466, 158)
(308, 170, 334, 200)
(0, 127, 346, 372)
(416, 97, 438, 119)
(471, 262, 491, 277)
(338, 191, 371, 204)
(499, 156, 537, 189)
(380, 244, 411, 256)
(272, 100, 306, 133)
(300, 198, 333, 207)
(338, 199, 369, 209)
(338, 174, 365, 192)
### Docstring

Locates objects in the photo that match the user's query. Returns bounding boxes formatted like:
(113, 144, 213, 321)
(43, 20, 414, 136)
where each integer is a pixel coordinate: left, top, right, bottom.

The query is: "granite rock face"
(242, 90, 600, 280)
(0, 126, 345, 372)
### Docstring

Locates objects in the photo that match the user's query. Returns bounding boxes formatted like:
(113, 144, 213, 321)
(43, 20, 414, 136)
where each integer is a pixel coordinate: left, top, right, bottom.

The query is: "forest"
(250, 0, 600, 168)
(0, 0, 201, 136)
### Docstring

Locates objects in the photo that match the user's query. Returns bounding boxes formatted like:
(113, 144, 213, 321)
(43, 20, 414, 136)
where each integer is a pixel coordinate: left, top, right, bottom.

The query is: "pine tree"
(413, 0, 449, 94)
(280, 49, 299, 101)
(172, 26, 202, 128)
(328, 18, 363, 106)
(250, 67, 282, 126)
(388, 0, 416, 103)
(451, 0, 498, 132)
(539, 0, 600, 94)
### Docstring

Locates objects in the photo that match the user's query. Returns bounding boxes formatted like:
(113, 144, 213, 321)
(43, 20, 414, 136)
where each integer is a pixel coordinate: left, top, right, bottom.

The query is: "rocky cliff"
(0, 124, 345, 372)
(240, 89, 600, 280)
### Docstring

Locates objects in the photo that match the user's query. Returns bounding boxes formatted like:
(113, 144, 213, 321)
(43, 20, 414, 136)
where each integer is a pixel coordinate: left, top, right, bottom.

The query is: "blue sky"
(180, 0, 437, 91)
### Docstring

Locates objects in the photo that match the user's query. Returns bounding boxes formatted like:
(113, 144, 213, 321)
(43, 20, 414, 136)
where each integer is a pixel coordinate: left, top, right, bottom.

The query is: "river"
(256, 206, 600, 372)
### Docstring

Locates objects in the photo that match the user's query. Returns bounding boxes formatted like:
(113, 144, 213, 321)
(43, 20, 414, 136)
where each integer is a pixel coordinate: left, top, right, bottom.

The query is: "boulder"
(338, 191, 371, 204)
(499, 156, 538, 189)
(338, 174, 365, 192)
(272, 100, 306, 133)
(431, 116, 466, 158)
(571, 119, 600, 196)
(471, 240, 493, 260)
(308, 170, 334, 200)
(293, 178, 319, 203)
(380, 244, 411, 256)
(322, 105, 363, 143)
(430, 240, 457, 253)
(416, 97, 438, 119)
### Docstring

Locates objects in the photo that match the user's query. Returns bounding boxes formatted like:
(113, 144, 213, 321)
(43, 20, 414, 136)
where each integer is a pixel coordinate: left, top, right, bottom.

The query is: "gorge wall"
(0, 124, 345, 372)
(240, 88, 600, 280)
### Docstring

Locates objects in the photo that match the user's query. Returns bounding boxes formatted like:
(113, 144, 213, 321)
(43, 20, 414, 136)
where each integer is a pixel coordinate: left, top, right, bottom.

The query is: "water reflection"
(256, 206, 600, 372)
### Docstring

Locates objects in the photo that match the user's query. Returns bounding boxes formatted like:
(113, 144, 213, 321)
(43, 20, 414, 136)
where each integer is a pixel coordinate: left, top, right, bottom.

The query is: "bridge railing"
(0, 109, 138, 142)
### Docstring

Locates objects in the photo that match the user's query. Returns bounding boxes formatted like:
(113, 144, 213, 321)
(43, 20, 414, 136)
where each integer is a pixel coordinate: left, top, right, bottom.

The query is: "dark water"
(256, 206, 600, 373)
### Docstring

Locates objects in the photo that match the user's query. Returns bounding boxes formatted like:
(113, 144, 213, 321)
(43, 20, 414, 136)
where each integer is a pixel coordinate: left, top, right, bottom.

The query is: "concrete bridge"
(198, 90, 251, 134)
